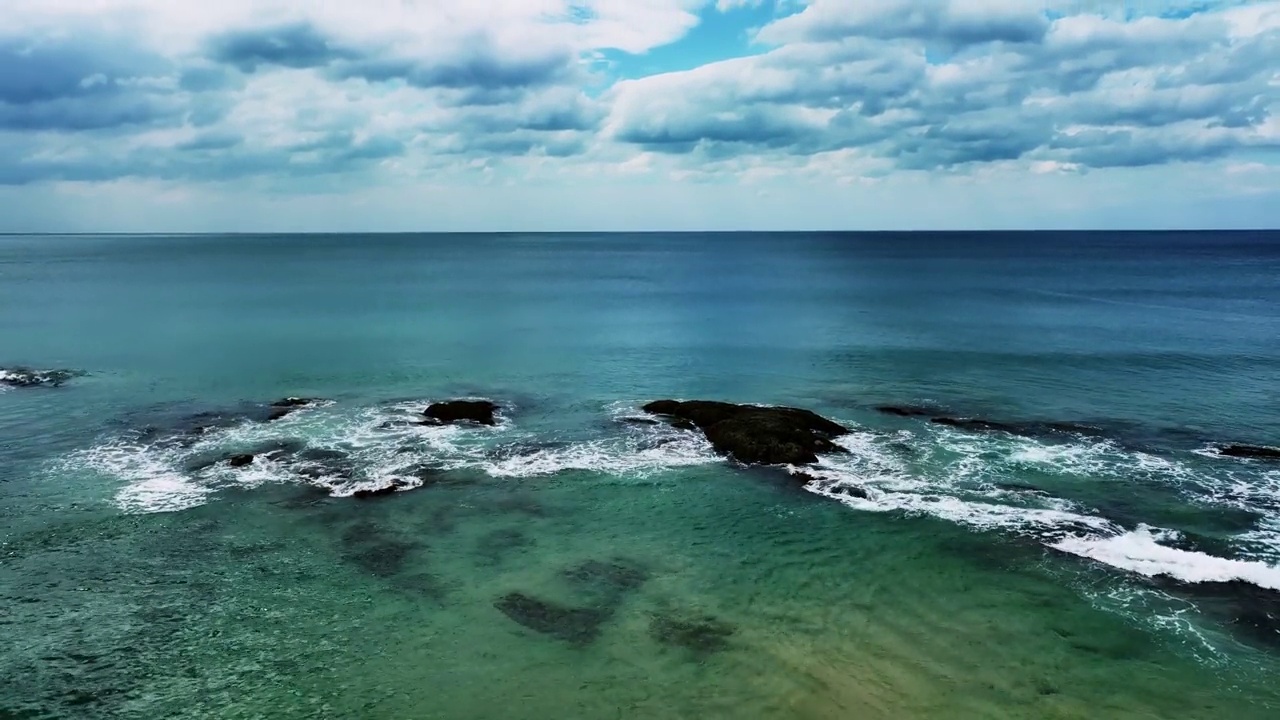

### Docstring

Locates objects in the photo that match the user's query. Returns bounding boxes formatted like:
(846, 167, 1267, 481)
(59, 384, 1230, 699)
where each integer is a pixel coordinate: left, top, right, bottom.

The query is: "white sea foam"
(71, 441, 214, 514)
(1053, 525, 1280, 591)
(802, 425, 1280, 598)
(62, 399, 723, 514)
(480, 433, 717, 478)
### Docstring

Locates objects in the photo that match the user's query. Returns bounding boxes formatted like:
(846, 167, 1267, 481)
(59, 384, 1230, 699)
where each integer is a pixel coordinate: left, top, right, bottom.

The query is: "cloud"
(0, 0, 1276, 231)
(209, 22, 356, 72)
(757, 0, 1049, 47)
(607, 1, 1280, 173)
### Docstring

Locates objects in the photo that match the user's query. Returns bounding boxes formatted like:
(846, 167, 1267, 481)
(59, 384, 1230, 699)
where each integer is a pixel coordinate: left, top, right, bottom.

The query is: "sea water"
(1, 231, 1279, 718)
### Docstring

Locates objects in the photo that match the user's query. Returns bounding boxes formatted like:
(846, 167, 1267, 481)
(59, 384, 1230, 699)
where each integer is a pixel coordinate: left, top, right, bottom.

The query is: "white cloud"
(0, 0, 1278, 229)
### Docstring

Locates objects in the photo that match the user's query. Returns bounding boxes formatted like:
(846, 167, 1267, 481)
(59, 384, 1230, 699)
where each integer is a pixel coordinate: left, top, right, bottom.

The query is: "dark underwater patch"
(649, 612, 735, 658)
(493, 592, 610, 646)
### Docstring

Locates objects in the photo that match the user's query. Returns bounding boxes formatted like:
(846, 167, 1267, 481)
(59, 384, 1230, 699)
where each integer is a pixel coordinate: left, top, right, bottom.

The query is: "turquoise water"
(2, 231, 1279, 718)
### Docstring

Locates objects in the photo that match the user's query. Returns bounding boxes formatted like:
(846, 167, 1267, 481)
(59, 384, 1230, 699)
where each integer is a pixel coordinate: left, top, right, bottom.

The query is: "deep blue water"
(2, 231, 1280, 718)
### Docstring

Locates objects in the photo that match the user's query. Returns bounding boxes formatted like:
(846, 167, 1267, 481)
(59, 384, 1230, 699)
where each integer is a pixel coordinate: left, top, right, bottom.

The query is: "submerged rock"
(930, 417, 1022, 434)
(874, 405, 938, 418)
(642, 400, 849, 466)
(1218, 444, 1280, 460)
(0, 367, 82, 388)
(423, 399, 499, 426)
(494, 592, 609, 646)
(650, 612, 735, 657)
(563, 558, 649, 607)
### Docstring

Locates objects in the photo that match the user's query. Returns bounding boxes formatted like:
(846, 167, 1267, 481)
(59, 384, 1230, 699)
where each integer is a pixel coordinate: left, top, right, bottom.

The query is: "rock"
(272, 397, 316, 408)
(264, 397, 320, 422)
(642, 400, 849, 466)
(832, 484, 869, 499)
(618, 416, 661, 426)
(228, 454, 255, 468)
(650, 612, 735, 657)
(423, 399, 499, 426)
(995, 482, 1050, 496)
(1219, 444, 1280, 460)
(254, 397, 317, 420)
(0, 367, 81, 388)
(494, 592, 609, 646)
(352, 479, 412, 499)
(352, 486, 395, 500)
(930, 417, 1022, 434)
(875, 405, 937, 417)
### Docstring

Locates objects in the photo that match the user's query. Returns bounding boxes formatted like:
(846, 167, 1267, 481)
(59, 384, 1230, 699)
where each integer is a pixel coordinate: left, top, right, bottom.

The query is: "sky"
(0, 0, 1278, 232)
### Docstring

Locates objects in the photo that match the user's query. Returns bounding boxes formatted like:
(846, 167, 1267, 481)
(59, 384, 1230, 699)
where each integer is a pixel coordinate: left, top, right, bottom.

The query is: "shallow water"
(2, 231, 1279, 718)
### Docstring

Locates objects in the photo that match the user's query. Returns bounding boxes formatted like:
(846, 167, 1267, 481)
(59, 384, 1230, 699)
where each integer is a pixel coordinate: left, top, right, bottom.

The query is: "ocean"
(1, 230, 1278, 718)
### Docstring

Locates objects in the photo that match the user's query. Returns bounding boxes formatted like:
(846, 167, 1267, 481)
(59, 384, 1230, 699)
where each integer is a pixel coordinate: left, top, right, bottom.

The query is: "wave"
(57, 399, 719, 514)
(1052, 525, 1280, 591)
(797, 424, 1280, 595)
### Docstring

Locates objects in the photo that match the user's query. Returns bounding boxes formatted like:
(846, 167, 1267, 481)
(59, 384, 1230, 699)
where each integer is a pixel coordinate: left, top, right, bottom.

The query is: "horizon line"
(2, 228, 1279, 237)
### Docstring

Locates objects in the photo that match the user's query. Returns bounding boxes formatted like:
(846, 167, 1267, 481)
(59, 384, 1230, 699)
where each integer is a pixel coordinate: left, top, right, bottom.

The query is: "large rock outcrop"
(423, 400, 499, 426)
(642, 400, 848, 465)
(1218, 444, 1280, 460)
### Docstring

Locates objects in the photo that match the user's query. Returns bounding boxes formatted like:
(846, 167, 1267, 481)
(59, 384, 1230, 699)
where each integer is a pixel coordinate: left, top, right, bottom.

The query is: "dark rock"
(875, 405, 937, 417)
(643, 399, 849, 466)
(263, 397, 320, 421)
(423, 399, 499, 426)
(832, 484, 869, 499)
(228, 454, 254, 468)
(930, 417, 1022, 434)
(619, 416, 661, 426)
(1219, 444, 1280, 460)
(1040, 421, 1105, 436)
(650, 612, 734, 657)
(272, 397, 316, 408)
(351, 481, 410, 500)
(494, 592, 609, 646)
(995, 482, 1050, 496)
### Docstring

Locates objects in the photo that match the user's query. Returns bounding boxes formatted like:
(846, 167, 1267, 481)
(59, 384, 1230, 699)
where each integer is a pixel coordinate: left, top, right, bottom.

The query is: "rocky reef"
(642, 400, 849, 465)
(0, 367, 83, 388)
